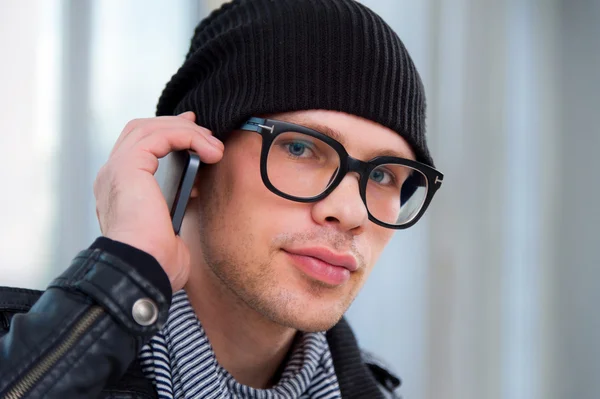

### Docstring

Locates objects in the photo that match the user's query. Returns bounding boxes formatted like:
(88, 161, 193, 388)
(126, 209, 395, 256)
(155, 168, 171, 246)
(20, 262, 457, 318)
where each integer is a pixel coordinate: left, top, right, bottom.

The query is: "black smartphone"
(154, 150, 201, 234)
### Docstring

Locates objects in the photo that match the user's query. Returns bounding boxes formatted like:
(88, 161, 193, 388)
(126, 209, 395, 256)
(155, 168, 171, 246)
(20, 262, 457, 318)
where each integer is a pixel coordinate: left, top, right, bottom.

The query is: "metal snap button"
(132, 298, 158, 326)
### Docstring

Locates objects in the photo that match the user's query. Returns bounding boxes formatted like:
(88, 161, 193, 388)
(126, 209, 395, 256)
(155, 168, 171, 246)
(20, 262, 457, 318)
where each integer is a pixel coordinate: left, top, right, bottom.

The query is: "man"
(0, 0, 443, 398)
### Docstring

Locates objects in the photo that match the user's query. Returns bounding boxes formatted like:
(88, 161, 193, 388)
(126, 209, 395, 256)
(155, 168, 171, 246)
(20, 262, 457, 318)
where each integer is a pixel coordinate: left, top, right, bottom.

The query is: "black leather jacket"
(0, 239, 401, 398)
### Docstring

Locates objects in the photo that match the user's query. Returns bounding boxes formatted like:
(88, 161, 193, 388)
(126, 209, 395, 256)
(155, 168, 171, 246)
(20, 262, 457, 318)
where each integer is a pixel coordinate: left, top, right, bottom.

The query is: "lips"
(283, 247, 358, 286)
(283, 247, 358, 271)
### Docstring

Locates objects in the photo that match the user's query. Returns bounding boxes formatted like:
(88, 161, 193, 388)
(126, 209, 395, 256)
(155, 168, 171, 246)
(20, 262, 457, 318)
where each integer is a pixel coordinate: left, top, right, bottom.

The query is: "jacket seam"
(0, 303, 36, 310)
(51, 250, 101, 289)
(0, 287, 44, 294)
(54, 250, 166, 307)
(96, 253, 167, 306)
(76, 274, 152, 334)
(48, 250, 167, 335)
(81, 257, 167, 334)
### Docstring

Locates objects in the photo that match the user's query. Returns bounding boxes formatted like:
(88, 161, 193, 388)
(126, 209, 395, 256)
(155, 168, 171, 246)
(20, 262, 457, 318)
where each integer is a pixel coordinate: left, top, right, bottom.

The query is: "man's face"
(191, 109, 415, 332)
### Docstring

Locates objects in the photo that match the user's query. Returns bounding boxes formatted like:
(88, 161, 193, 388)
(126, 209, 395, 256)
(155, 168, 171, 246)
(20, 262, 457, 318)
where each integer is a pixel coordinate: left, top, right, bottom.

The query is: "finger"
(117, 124, 222, 158)
(176, 111, 196, 122)
(111, 113, 201, 156)
(109, 118, 149, 157)
(113, 117, 218, 156)
(128, 127, 224, 165)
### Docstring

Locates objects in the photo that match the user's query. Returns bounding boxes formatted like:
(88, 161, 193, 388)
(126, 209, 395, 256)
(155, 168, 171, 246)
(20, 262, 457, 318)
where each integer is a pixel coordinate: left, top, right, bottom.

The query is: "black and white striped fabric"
(139, 291, 342, 399)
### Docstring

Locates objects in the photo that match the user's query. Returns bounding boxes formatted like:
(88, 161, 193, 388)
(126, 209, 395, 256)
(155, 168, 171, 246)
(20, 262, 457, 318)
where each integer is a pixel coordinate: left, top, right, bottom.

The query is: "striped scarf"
(139, 291, 342, 399)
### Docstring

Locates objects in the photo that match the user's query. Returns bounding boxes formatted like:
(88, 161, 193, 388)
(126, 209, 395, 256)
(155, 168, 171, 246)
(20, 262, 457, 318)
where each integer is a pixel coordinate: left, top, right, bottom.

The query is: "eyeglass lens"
(265, 131, 428, 226)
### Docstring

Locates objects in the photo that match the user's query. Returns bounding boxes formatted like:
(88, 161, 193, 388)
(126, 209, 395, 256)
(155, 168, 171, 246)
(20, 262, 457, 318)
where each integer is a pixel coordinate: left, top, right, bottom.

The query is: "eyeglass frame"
(239, 117, 444, 229)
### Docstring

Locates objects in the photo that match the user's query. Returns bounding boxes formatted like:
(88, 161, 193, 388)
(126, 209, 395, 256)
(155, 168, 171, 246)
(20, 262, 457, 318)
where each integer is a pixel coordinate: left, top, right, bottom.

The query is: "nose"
(310, 173, 369, 234)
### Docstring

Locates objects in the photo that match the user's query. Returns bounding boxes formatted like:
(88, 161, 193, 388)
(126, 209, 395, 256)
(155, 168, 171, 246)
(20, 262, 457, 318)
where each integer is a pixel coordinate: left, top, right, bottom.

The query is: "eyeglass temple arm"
(240, 117, 269, 132)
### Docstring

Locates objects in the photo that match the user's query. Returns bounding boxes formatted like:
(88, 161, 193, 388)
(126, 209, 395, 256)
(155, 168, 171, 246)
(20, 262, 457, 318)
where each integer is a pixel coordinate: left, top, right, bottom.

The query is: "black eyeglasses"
(239, 117, 444, 229)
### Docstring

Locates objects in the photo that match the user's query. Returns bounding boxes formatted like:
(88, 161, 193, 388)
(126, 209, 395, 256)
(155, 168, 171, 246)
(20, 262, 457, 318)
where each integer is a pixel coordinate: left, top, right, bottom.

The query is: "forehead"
(268, 110, 416, 161)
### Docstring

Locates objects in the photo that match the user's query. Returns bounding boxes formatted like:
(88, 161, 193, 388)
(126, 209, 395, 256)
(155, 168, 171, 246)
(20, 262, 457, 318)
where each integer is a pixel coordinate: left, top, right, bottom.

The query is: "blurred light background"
(1, 0, 599, 398)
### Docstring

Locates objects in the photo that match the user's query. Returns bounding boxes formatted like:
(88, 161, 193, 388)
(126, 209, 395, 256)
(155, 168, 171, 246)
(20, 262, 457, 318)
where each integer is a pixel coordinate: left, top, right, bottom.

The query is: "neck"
(184, 263, 297, 389)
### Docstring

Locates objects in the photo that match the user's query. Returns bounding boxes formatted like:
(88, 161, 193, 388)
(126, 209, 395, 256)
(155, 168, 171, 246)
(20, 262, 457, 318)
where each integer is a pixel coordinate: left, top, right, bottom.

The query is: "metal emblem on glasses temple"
(258, 124, 275, 134)
(435, 176, 443, 185)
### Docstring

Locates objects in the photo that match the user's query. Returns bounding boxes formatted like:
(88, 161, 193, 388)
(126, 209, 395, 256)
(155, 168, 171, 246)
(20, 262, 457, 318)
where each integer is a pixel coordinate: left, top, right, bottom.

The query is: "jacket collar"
(326, 318, 389, 399)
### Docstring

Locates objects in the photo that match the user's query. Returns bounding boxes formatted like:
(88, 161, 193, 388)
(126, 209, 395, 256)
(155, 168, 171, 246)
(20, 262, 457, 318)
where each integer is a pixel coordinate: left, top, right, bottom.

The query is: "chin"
(257, 288, 353, 333)
(260, 274, 363, 332)
(274, 310, 345, 333)
(204, 242, 363, 332)
(295, 317, 345, 333)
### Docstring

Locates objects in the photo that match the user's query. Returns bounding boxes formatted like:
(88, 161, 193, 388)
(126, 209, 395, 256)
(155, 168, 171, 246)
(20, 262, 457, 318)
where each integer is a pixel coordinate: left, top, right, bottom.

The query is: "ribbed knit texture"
(156, 0, 433, 167)
(139, 290, 342, 399)
(324, 318, 387, 398)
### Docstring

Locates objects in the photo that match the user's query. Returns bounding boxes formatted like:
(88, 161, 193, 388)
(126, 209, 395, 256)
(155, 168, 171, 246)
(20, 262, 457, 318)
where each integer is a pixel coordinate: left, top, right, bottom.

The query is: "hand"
(93, 112, 223, 292)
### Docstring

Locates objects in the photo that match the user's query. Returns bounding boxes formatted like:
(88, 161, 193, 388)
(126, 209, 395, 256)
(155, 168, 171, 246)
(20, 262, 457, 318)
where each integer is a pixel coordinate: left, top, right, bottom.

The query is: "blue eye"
(370, 169, 384, 182)
(277, 136, 319, 160)
(370, 168, 393, 185)
(287, 142, 308, 157)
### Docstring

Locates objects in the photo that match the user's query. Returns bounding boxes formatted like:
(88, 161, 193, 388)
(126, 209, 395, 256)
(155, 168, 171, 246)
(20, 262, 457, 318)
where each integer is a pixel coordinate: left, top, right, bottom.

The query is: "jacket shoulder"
(0, 286, 43, 330)
(0, 286, 43, 310)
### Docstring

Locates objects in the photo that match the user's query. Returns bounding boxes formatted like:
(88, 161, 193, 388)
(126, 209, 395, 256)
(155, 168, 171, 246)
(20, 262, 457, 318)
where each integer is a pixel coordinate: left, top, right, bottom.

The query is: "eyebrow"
(283, 117, 415, 161)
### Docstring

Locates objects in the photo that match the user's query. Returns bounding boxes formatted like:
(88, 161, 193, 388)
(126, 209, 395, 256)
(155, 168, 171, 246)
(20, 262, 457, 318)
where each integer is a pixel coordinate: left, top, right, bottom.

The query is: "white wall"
(554, 1, 600, 398)
(0, 1, 61, 287)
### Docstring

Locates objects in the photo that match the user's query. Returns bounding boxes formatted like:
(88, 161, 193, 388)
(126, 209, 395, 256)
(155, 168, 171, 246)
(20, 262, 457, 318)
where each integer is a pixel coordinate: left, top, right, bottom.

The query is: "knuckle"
(136, 150, 159, 171)
(122, 118, 155, 139)
(197, 125, 213, 134)
(124, 118, 143, 131)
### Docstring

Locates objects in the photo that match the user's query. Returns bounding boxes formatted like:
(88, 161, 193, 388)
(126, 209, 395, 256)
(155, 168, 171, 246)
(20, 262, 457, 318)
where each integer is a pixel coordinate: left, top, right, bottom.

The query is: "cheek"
(201, 137, 287, 246)
(360, 227, 395, 270)
(227, 146, 272, 220)
(226, 137, 312, 227)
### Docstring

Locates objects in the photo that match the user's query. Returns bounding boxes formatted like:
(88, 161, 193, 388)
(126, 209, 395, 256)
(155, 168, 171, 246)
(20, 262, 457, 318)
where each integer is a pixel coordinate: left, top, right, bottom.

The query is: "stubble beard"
(194, 166, 362, 332)
(197, 209, 357, 332)
(198, 223, 349, 332)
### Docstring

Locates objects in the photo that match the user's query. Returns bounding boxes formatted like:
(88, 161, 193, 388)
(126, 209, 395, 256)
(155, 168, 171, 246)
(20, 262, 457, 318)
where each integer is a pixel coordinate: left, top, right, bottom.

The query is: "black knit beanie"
(156, 0, 434, 167)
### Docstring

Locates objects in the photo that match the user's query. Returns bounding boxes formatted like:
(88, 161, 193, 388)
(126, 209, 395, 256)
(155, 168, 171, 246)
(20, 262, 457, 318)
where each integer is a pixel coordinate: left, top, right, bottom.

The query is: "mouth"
(282, 247, 358, 286)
